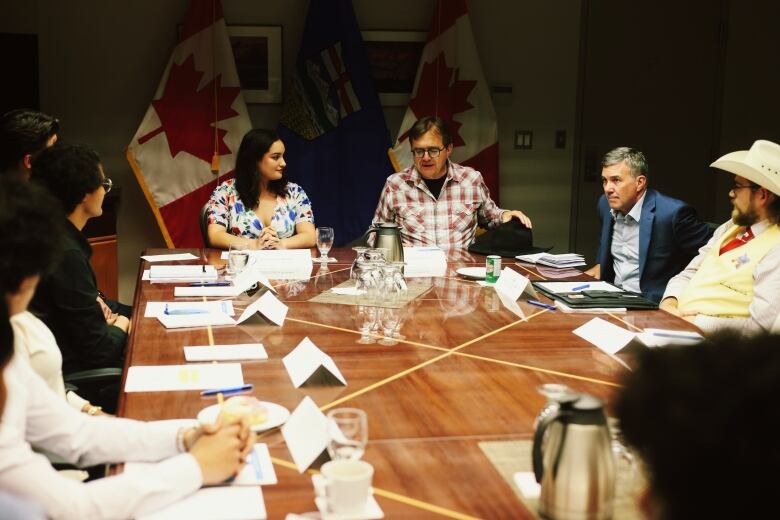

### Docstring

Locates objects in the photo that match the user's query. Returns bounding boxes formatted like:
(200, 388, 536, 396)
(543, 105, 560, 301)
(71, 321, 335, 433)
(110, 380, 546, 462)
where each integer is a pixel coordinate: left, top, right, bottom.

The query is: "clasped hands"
(97, 296, 130, 332)
(255, 226, 284, 250)
(659, 297, 698, 323)
(185, 414, 257, 485)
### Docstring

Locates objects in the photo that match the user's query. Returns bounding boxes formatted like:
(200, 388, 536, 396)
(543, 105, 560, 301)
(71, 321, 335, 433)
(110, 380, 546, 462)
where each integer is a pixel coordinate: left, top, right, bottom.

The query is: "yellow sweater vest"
(678, 225, 780, 317)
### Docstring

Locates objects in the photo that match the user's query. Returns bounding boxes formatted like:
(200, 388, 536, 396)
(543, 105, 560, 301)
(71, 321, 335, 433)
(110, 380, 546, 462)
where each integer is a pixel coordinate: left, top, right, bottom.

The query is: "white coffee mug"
(320, 459, 373, 514)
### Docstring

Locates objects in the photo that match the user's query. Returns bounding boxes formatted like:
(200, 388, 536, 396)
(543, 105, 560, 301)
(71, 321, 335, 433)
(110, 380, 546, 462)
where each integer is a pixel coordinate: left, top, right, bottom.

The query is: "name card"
(494, 267, 537, 301)
(282, 337, 347, 387)
(236, 290, 288, 326)
(281, 396, 330, 473)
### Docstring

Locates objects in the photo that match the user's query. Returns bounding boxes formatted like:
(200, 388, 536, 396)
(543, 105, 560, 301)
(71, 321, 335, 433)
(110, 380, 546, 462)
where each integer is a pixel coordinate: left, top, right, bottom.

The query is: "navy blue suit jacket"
(596, 189, 712, 303)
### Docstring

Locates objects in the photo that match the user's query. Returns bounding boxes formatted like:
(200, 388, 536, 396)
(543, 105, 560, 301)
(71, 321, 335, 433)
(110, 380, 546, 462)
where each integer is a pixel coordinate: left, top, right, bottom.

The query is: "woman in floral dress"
(206, 129, 315, 249)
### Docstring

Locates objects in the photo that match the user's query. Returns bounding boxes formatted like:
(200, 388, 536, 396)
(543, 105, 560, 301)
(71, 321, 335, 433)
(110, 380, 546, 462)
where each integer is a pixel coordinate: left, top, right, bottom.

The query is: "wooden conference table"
(119, 247, 697, 519)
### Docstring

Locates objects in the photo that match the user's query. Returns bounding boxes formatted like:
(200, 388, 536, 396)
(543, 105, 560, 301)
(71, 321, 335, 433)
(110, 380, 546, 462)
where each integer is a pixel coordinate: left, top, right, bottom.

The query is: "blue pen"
(250, 450, 263, 480)
(164, 304, 209, 315)
(571, 284, 590, 292)
(187, 281, 231, 287)
(527, 299, 557, 311)
(200, 383, 254, 396)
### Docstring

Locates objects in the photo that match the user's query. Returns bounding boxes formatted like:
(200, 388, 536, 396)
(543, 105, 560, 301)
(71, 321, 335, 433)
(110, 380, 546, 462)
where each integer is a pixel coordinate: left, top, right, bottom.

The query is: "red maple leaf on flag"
(405, 53, 476, 147)
(138, 54, 240, 164)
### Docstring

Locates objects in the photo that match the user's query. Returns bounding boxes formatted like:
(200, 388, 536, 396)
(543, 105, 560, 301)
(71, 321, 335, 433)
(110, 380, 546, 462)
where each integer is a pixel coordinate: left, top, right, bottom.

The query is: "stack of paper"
(149, 265, 218, 281)
(517, 253, 585, 268)
(403, 246, 447, 277)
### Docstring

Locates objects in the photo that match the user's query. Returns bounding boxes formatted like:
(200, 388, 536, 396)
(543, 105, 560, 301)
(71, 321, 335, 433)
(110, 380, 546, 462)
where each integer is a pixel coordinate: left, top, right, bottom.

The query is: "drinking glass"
(314, 226, 336, 263)
(227, 243, 250, 276)
(327, 408, 368, 461)
(355, 305, 378, 344)
(607, 417, 640, 501)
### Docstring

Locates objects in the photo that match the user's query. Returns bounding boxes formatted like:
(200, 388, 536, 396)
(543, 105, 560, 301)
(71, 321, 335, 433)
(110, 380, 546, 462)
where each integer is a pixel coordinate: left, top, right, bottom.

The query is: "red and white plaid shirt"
(372, 161, 505, 250)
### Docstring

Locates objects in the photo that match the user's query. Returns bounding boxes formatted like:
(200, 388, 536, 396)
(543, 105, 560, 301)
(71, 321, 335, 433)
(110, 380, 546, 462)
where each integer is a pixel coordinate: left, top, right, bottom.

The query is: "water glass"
(327, 408, 368, 461)
(227, 243, 250, 276)
(355, 305, 379, 344)
(314, 226, 336, 263)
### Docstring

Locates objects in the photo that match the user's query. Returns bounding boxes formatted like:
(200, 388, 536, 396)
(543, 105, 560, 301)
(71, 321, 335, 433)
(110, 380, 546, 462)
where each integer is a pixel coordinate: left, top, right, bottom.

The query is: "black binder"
(532, 282, 659, 310)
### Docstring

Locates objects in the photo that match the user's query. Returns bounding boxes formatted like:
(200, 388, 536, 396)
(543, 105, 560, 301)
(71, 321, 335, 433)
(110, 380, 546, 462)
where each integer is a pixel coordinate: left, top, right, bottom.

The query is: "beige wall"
(3, 1, 777, 302)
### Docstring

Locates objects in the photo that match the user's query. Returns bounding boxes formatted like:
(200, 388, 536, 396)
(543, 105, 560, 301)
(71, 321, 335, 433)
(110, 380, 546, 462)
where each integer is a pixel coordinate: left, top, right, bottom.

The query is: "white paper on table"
(515, 252, 547, 264)
(636, 328, 704, 347)
(493, 267, 538, 300)
(536, 280, 622, 294)
(149, 265, 218, 280)
(184, 344, 268, 361)
(143, 269, 220, 283)
(141, 253, 199, 262)
(144, 301, 235, 318)
(513, 472, 541, 498)
(496, 289, 527, 319)
(572, 317, 635, 355)
(137, 486, 266, 520)
(403, 246, 447, 277)
(236, 291, 288, 326)
(174, 285, 241, 297)
(281, 396, 329, 473)
(282, 337, 347, 387)
(222, 250, 313, 280)
(124, 363, 243, 392)
(157, 312, 236, 329)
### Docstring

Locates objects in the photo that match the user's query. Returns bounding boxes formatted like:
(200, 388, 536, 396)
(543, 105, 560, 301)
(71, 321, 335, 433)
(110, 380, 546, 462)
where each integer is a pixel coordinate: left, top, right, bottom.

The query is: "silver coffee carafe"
(532, 393, 615, 520)
(366, 223, 404, 263)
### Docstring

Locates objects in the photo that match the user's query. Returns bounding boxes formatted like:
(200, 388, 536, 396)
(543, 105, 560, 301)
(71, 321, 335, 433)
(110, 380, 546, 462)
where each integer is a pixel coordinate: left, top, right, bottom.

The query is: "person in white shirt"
(0, 177, 255, 519)
(660, 140, 780, 334)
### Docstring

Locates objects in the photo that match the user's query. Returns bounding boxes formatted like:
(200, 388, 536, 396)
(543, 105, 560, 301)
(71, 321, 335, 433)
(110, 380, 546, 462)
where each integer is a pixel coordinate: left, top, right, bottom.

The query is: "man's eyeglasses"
(102, 178, 113, 193)
(730, 183, 759, 193)
(412, 146, 445, 158)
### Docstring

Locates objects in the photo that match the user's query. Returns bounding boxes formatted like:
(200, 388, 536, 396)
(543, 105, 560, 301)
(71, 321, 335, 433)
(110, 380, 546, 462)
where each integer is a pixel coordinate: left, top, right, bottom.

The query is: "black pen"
(188, 281, 231, 287)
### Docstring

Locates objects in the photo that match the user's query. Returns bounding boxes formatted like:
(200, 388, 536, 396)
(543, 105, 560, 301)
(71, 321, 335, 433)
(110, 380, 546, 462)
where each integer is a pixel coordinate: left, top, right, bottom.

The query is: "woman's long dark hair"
(234, 129, 288, 209)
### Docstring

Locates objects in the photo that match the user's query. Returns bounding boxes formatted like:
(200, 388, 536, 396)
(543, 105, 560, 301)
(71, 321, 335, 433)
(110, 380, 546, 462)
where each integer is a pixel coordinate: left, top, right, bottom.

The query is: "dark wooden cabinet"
(83, 189, 119, 300)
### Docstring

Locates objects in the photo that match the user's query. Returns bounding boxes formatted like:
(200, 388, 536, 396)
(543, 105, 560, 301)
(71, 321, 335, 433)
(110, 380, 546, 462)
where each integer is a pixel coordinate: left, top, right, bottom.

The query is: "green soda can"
(486, 255, 501, 283)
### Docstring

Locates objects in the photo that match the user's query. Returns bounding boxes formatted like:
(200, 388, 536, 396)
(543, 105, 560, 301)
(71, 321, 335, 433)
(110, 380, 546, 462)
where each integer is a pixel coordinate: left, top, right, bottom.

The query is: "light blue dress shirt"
(610, 192, 646, 293)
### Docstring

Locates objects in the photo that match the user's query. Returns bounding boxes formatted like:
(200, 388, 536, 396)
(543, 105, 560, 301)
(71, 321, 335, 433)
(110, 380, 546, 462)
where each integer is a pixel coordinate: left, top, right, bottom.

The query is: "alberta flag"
(389, 0, 499, 201)
(279, 0, 393, 245)
(127, 0, 251, 247)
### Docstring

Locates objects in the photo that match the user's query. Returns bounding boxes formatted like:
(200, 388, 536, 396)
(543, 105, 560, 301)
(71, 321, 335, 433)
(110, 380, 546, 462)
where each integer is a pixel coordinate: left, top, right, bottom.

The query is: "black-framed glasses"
(412, 146, 445, 158)
(730, 183, 759, 193)
(102, 177, 113, 193)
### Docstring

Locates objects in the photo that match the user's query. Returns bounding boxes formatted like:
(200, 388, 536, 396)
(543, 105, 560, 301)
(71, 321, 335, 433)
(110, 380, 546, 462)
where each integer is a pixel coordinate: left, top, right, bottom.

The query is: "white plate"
(197, 401, 290, 432)
(456, 267, 487, 280)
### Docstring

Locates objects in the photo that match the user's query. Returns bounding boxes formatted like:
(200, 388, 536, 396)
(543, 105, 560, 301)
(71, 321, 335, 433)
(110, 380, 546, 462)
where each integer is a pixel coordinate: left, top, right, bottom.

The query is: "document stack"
(516, 253, 586, 268)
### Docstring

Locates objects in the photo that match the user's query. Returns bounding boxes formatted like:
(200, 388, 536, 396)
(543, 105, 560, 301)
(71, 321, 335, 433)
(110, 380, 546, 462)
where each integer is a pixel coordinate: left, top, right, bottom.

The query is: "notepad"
(124, 363, 243, 392)
(137, 486, 266, 520)
(141, 253, 199, 262)
(149, 265, 218, 280)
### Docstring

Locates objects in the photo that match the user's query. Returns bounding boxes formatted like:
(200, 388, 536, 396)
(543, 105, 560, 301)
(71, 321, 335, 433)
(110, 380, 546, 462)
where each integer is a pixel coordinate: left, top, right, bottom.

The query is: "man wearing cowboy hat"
(660, 140, 780, 334)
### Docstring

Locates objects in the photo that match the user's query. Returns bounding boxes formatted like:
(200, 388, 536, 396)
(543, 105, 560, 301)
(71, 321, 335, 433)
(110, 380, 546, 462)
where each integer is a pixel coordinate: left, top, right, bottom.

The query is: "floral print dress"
(207, 179, 314, 239)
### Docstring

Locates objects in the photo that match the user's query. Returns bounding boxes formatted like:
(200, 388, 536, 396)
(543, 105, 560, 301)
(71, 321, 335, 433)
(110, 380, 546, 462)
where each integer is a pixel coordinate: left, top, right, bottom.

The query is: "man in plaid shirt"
(372, 116, 532, 250)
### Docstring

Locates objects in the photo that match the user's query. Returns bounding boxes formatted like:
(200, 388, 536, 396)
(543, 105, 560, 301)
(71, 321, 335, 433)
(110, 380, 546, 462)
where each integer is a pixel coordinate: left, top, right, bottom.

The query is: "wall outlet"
(514, 130, 533, 150)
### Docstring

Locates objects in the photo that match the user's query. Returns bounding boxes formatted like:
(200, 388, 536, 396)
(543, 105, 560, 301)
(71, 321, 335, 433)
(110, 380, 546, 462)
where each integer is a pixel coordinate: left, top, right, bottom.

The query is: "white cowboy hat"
(710, 139, 780, 196)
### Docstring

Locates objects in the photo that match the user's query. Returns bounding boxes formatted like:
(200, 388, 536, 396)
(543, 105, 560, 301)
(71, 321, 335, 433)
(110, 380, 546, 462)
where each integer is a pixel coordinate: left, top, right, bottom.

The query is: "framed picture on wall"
(361, 30, 426, 106)
(227, 25, 282, 104)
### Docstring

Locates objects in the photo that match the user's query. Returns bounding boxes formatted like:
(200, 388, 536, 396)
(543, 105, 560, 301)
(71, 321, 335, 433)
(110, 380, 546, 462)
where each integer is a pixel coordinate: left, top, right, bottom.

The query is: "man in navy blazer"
(585, 147, 712, 302)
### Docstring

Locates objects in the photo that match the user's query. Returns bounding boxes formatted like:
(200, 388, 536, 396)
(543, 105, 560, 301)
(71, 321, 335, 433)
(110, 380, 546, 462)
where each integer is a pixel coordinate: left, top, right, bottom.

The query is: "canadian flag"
(127, 0, 251, 247)
(389, 0, 499, 201)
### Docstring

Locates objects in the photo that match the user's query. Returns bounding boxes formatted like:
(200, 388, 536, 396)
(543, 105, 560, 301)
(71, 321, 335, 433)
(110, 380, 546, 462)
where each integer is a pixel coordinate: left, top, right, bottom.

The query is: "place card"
(496, 289, 527, 319)
(572, 317, 635, 355)
(282, 337, 346, 387)
(184, 344, 268, 362)
(281, 396, 330, 473)
(124, 363, 243, 392)
(236, 290, 288, 326)
(493, 267, 538, 300)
